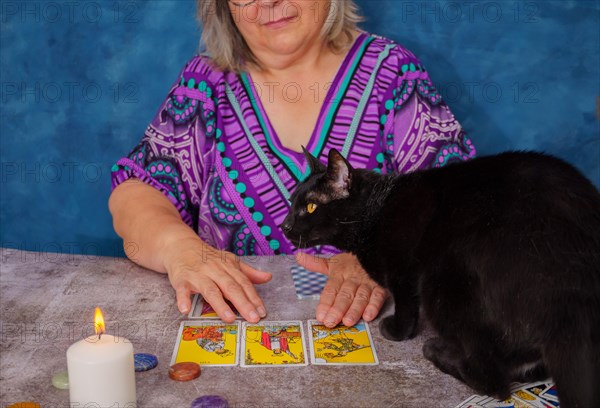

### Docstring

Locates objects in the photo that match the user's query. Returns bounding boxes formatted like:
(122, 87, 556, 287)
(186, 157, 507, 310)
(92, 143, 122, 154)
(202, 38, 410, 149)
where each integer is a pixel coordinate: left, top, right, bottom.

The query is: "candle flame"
(94, 307, 105, 337)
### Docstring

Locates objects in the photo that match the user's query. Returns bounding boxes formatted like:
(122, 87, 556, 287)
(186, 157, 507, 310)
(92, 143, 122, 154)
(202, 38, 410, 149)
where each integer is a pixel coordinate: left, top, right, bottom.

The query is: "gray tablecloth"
(0, 249, 472, 407)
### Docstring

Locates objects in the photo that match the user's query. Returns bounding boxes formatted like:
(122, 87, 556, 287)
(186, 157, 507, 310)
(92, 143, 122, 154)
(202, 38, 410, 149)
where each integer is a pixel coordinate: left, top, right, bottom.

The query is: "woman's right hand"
(163, 236, 272, 323)
(109, 178, 272, 324)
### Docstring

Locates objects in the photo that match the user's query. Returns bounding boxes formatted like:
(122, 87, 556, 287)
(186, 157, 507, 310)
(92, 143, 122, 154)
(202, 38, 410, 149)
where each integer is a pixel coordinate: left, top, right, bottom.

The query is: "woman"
(109, 0, 475, 328)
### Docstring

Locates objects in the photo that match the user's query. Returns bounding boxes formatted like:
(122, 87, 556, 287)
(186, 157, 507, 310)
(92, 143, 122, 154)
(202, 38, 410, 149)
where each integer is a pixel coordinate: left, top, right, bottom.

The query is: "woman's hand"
(296, 252, 388, 327)
(109, 178, 271, 324)
(163, 237, 272, 323)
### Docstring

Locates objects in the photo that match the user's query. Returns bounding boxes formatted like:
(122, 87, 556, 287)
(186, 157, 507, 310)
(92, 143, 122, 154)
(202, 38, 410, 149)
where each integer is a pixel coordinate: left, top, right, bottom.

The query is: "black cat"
(281, 148, 600, 408)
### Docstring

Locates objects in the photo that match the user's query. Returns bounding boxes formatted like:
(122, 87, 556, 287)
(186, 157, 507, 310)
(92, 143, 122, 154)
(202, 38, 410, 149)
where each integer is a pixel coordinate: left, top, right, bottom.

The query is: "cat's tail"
(544, 335, 600, 408)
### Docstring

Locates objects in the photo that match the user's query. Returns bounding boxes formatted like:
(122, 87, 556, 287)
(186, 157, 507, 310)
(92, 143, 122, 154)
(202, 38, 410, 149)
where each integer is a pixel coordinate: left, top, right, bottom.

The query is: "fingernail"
(317, 312, 326, 322)
(249, 310, 260, 322)
(224, 311, 235, 320)
(257, 306, 267, 318)
(324, 317, 336, 327)
(179, 304, 189, 314)
(363, 312, 373, 321)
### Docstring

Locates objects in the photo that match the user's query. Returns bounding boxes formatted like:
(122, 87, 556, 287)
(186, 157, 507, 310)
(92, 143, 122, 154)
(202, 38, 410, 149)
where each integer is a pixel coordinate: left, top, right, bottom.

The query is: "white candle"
(67, 308, 136, 407)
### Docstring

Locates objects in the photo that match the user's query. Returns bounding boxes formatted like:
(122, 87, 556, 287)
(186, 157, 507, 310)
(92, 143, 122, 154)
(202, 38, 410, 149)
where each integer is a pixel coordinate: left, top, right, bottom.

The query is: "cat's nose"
(279, 219, 293, 233)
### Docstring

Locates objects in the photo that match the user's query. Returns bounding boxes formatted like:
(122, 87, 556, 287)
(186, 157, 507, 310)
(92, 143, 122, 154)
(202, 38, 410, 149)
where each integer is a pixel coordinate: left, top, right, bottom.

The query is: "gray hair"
(197, 0, 363, 73)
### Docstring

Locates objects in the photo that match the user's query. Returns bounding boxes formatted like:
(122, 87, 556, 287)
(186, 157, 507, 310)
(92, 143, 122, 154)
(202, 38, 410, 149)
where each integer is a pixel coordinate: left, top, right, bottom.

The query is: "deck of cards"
(457, 381, 559, 408)
(172, 294, 379, 367)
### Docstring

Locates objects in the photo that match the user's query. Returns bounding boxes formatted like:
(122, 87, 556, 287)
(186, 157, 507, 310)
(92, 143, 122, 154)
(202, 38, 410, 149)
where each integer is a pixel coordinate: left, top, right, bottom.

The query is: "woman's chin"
(259, 31, 311, 57)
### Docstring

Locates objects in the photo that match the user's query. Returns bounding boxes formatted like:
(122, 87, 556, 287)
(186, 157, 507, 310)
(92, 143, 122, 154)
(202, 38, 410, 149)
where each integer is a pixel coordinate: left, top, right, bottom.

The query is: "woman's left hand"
(296, 252, 388, 328)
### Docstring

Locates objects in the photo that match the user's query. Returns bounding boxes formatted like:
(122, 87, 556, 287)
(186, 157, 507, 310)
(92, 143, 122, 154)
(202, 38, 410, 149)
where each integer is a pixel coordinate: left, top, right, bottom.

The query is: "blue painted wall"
(1, 0, 599, 256)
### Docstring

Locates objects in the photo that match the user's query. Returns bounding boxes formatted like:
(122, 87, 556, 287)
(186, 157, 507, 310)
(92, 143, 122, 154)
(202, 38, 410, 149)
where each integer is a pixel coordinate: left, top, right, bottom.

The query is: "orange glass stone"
(168, 362, 201, 381)
(7, 403, 41, 408)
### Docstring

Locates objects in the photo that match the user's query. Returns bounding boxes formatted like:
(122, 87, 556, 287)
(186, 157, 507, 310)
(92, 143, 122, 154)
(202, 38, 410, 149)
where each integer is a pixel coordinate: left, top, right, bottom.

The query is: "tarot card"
(170, 320, 240, 366)
(455, 395, 487, 408)
(511, 388, 553, 408)
(456, 396, 522, 408)
(307, 320, 379, 365)
(481, 397, 532, 408)
(290, 265, 328, 299)
(522, 382, 559, 407)
(188, 294, 240, 319)
(240, 321, 307, 367)
(538, 384, 558, 403)
(456, 395, 532, 408)
(456, 381, 559, 408)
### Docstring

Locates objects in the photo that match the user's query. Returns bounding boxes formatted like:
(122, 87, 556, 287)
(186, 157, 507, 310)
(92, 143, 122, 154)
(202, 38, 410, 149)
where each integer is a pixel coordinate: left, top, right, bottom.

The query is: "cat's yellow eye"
(306, 203, 317, 214)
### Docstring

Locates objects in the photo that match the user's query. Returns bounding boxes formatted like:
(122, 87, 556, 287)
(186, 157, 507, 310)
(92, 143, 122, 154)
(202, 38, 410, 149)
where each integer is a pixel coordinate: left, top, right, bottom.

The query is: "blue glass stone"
(191, 395, 229, 408)
(134, 353, 158, 372)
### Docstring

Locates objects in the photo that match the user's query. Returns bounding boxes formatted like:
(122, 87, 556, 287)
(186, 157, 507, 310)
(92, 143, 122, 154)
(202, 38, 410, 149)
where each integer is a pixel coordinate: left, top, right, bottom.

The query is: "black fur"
(282, 148, 600, 407)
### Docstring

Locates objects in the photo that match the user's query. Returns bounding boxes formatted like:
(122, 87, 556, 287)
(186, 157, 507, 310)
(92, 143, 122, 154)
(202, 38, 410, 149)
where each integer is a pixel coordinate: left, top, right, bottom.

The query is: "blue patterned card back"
(290, 266, 328, 299)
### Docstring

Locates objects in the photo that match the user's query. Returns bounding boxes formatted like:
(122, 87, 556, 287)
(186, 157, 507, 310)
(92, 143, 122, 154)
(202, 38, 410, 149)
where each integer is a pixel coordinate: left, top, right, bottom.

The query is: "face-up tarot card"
(307, 320, 378, 365)
(241, 321, 307, 367)
(188, 294, 240, 319)
(457, 395, 540, 408)
(538, 384, 558, 403)
(512, 381, 558, 408)
(456, 380, 559, 408)
(481, 397, 534, 408)
(455, 395, 486, 408)
(171, 320, 240, 366)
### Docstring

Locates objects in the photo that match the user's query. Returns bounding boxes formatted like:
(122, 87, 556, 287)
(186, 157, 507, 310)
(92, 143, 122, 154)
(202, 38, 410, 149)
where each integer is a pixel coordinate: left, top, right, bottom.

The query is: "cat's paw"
(423, 337, 511, 400)
(461, 357, 511, 401)
(423, 337, 464, 380)
(467, 379, 511, 402)
(379, 315, 417, 341)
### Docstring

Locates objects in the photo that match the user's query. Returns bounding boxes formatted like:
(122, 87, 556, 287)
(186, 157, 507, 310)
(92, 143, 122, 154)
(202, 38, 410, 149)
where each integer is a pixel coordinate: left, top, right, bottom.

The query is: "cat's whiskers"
(337, 220, 362, 224)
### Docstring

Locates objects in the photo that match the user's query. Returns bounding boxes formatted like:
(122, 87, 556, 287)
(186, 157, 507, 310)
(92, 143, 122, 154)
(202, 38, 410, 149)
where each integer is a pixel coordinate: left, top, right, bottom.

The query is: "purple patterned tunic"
(111, 33, 476, 256)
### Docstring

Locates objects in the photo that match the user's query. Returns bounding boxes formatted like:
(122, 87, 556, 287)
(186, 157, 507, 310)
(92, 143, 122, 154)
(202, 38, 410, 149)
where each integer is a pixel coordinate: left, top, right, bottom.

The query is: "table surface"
(0, 249, 473, 407)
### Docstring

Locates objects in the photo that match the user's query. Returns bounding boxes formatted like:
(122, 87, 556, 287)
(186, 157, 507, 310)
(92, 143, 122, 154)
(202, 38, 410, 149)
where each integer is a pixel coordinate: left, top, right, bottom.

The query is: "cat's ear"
(302, 146, 326, 174)
(326, 149, 352, 198)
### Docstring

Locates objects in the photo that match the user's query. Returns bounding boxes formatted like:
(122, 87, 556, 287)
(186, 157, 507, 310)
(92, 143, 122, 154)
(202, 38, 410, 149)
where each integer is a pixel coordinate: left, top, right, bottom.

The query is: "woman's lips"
(264, 16, 296, 29)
